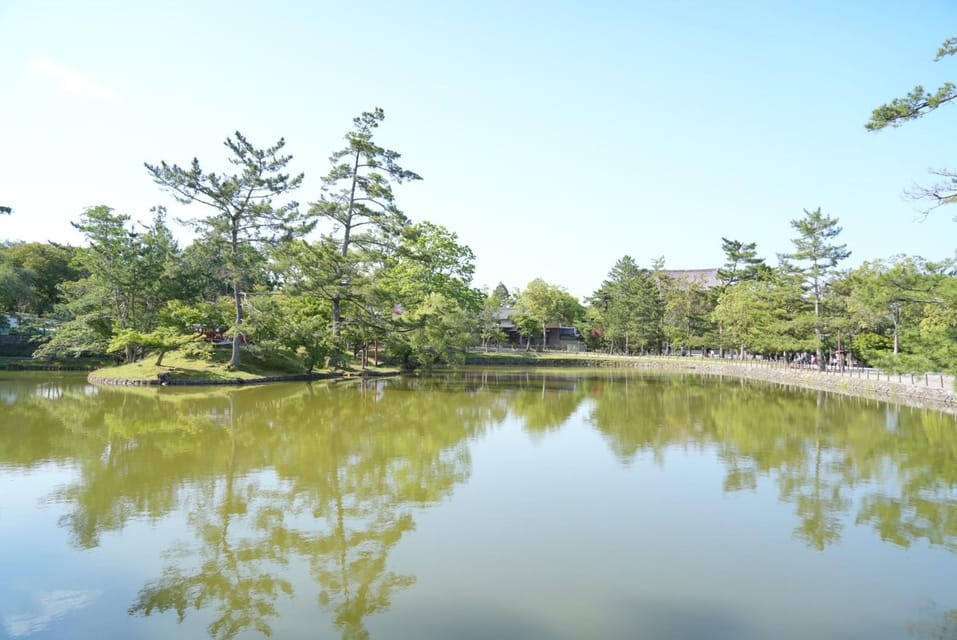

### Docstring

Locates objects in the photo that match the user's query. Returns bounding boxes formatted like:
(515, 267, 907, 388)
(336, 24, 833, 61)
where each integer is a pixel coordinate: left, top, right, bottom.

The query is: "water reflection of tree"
(128, 379, 498, 638)
(5, 371, 957, 634)
(0, 377, 500, 639)
(584, 374, 957, 552)
(270, 380, 482, 639)
(406, 369, 587, 437)
(775, 393, 851, 550)
(127, 388, 298, 639)
(129, 473, 294, 639)
(855, 408, 957, 554)
(909, 602, 957, 640)
(509, 379, 587, 438)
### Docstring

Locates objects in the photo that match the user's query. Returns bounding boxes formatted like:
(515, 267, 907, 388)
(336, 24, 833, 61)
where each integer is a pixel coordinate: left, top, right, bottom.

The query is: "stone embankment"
(578, 357, 957, 411)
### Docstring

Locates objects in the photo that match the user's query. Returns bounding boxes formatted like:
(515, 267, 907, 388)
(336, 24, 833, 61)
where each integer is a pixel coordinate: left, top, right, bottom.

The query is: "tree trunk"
(342, 149, 361, 258)
(332, 297, 342, 339)
(331, 150, 361, 342)
(228, 226, 243, 370)
(813, 295, 824, 371)
(230, 281, 243, 370)
(837, 328, 845, 372)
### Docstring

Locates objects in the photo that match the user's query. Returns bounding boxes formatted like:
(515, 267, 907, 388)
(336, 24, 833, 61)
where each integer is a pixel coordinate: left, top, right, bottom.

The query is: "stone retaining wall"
(566, 358, 957, 411)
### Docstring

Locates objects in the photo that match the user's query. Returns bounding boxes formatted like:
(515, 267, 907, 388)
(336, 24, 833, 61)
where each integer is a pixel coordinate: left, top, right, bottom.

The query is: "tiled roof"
(663, 268, 719, 290)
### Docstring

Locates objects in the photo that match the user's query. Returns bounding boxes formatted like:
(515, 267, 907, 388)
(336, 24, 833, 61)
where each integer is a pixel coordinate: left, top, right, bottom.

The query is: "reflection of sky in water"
(3, 590, 101, 638)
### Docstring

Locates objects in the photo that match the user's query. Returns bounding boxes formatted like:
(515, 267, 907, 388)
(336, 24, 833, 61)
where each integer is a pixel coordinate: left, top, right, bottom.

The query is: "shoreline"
(465, 354, 957, 413)
(87, 369, 397, 387)
(84, 355, 957, 413)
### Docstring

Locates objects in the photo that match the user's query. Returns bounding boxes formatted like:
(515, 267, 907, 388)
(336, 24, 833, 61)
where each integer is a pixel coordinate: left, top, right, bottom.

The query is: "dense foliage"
(584, 207, 956, 374)
(3, 103, 955, 375)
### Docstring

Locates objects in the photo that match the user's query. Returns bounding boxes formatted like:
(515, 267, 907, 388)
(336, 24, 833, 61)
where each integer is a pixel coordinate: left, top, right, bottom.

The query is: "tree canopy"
(868, 36, 957, 216)
(867, 37, 957, 131)
(146, 133, 309, 369)
(309, 108, 422, 339)
(4, 106, 955, 379)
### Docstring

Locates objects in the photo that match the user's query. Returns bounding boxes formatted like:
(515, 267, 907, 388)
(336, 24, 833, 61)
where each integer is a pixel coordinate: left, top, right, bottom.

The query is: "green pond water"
(1, 369, 956, 639)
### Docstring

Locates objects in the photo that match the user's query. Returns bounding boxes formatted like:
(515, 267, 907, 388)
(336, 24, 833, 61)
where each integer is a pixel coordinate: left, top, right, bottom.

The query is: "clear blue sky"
(2, 1, 955, 300)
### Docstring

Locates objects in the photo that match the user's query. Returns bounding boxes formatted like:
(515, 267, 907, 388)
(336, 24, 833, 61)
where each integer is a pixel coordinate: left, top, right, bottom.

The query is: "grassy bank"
(0, 356, 110, 371)
(90, 349, 400, 385)
(94, 350, 301, 382)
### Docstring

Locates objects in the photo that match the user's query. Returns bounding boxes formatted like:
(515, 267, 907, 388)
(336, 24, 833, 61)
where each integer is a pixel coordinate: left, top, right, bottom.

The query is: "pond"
(0, 369, 955, 639)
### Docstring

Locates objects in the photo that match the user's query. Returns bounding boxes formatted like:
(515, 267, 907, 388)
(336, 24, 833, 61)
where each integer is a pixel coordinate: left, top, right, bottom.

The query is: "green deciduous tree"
(388, 293, 478, 368)
(107, 327, 198, 367)
(478, 286, 510, 352)
(378, 223, 481, 367)
(713, 274, 807, 356)
(841, 257, 934, 359)
(514, 279, 582, 351)
(0, 255, 34, 317)
(146, 132, 309, 369)
(1, 242, 82, 315)
(276, 219, 480, 369)
(382, 221, 480, 312)
(913, 273, 957, 375)
(241, 294, 332, 373)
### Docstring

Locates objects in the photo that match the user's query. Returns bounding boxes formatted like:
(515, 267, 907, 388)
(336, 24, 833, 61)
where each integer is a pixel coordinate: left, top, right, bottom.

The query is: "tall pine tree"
(146, 133, 308, 369)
